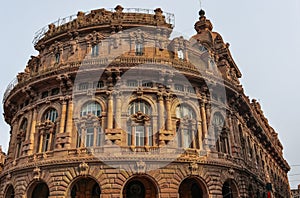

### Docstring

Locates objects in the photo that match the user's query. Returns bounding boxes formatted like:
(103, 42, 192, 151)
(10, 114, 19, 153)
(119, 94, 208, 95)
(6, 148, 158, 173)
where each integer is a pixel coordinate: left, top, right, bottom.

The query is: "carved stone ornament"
(33, 166, 41, 180)
(79, 162, 89, 176)
(189, 162, 199, 175)
(228, 168, 235, 175)
(130, 111, 150, 123)
(6, 173, 11, 181)
(136, 160, 146, 174)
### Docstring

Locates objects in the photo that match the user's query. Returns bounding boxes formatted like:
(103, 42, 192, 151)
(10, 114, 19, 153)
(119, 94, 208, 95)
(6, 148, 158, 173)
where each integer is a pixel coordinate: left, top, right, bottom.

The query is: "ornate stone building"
(0, 5, 290, 198)
(292, 185, 300, 198)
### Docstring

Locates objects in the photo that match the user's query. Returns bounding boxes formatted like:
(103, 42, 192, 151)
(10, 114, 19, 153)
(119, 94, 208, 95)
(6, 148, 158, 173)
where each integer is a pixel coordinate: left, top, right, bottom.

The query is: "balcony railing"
(2, 77, 18, 104)
(32, 7, 175, 45)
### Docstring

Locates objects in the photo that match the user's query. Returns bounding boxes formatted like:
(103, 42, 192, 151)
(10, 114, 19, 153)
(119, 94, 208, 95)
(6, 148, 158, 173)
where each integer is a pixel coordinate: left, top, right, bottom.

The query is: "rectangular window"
(42, 91, 48, 99)
(91, 44, 99, 57)
(55, 53, 60, 63)
(135, 126, 145, 146)
(135, 43, 144, 56)
(127, 126, 132, 146)
(78, 82, 89, 90)
(175, 84, 184, 92)
(142, 81, 153, 88)
(86, 128, 94, 147)
(77, 129, 82, 148)
(51, 88, 60, 96)
(43, 133, 51, 152)
(187, 86, 195, 94)
(177, 50, 184, 60)
(148, 126, 153, 146)
(127, 80, 138, 87)
(93, 81, 104, 89)
(183, 129, 191, 148)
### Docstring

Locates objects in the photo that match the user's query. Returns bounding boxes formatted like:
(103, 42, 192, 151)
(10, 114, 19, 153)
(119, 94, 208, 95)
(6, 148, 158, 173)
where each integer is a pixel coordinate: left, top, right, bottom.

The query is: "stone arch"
(27, 180, 49, 198)
(17, 114, 29, 128)
(171, 99, 201, 121)
(37, 103, 61, 122)
(4, 184, 15, 198)
(67, 176, 101, 198)
(124, 95, 158, 115)
(121, 174, 160, 198)
(73, 96, 107, 119)
(178, 176, 209, 198)
(222, 179, 239, 198)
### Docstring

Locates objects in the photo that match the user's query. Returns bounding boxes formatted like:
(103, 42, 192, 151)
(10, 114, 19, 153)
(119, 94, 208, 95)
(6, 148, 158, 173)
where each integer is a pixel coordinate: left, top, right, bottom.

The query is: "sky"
(0, 0, 300, 189)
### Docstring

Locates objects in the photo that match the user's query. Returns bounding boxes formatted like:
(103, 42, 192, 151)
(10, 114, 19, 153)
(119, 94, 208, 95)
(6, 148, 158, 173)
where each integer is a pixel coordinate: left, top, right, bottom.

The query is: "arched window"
(81, 102, 101, 117)
(176, 105, 196, 119)
(16, 119, 28, 158)
(176, 104, 198, 149)
(212, 113, 230, 154)
(77, 102, 104, 148)
(38, 108, 58, 153)
(127, 100, 153, 147)
(43, 108, 58, 122)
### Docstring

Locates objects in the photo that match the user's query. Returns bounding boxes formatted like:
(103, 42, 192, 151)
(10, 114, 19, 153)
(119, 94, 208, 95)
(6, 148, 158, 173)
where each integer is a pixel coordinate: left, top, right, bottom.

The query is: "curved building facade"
(0, 5, 290, 198)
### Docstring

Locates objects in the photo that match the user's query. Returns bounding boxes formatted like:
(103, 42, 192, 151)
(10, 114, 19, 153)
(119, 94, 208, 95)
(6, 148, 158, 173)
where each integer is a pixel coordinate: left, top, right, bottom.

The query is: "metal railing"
(32, 7, 175, 45)
(3, 77, 18, 104)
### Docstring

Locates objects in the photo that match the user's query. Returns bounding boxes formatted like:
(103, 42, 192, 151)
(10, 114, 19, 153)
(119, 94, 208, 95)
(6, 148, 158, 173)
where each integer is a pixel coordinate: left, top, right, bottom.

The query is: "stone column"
(38, 132, 44, 153)
(65, 100, 73, 148)
(107, 92, 113, 129)
(158, 94, 165, 130)
(165, 96, 172, 131)
(200, 103, 208, 137)
(28, 108, 37, 154)
(115, 93, 121, 128)
(59, 100, 67, 133)
(48, 132, 53, 151)
(93, 127, 98, 147)
(66, 100, 73, 132)
(145, 125, 149, 146)
(131, 126, 135, 146)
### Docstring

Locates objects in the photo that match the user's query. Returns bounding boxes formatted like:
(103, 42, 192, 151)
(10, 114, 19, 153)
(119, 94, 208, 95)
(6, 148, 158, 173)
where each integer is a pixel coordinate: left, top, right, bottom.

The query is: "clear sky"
(1, 0, 299, 189)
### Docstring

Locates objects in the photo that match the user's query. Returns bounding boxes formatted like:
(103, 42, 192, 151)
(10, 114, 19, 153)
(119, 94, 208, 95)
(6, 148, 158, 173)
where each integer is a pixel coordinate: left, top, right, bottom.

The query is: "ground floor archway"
(179, 177, 209, 198)
(28, 182, 49, 198)
(70, 177, 101, 198)
(123, 176, 159, 198)
(222, 179, 239, 198)
(5, 185, 15, 198)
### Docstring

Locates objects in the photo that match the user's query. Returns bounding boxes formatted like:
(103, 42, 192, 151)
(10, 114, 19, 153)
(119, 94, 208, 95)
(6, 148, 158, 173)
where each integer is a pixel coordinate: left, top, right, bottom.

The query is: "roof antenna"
(198, 0, 202, 9)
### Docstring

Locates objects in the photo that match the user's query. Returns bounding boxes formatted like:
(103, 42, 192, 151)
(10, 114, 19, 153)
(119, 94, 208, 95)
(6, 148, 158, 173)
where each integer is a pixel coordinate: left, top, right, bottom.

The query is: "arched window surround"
(212, 112, 231, 154)
(27, 181, 50, 198)
(69, 176, 101, 198)
(37, 107, 59, 153)
(76, 101, 104, 148)
(175, 104, 199, 149)
(127, 100, 154, 147)
(16, 118, 28, 158)
(122, 176, 159, 198)
(178, 176, 209, 198)
(4, 184, 15, 198)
